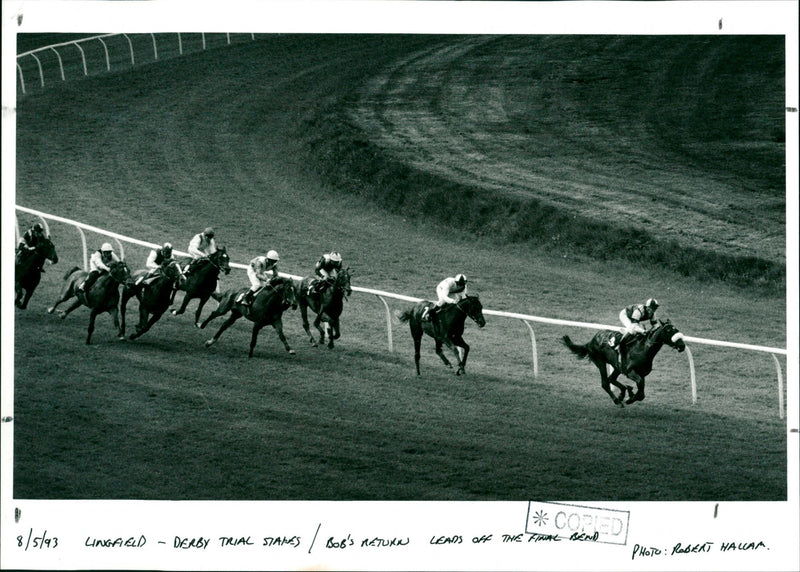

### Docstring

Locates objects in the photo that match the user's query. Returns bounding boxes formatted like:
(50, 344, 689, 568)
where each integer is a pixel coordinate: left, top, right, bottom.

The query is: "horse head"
(336, 267, 353, 299)
(278, 277, 297, 310)
(163, 260, 186, 287)
(40, 237, 59, 264)
(212, 246, 231, 276)
(108, 260, 133, 286)
(458, 295, 486, 328)
(652, 320, 686, 352)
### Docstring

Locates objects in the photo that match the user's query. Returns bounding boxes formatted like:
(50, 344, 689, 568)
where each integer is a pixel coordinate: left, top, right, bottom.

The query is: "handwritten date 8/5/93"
(17, 529, 58, 550)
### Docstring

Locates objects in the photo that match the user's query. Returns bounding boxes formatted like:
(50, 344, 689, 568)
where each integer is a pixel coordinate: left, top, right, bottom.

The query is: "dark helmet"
(33, 222, 44, 232)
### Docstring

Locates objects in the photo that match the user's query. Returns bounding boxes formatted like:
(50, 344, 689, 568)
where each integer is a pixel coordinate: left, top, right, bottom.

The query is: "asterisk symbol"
(531, 510, 549, 526)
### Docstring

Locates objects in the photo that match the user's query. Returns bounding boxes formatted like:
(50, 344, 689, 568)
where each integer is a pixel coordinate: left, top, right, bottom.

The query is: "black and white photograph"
(2, 1, 798, 570)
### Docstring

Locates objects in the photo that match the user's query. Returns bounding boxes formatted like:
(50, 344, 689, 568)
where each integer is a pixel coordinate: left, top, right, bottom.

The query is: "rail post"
(376, 295, 393, 352)
(771, 353, 785, 419)
(521, 320, 539, 378)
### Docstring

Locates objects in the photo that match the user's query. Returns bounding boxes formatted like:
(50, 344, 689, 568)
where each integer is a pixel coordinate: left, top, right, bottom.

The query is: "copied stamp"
(526, 501, 630, 545)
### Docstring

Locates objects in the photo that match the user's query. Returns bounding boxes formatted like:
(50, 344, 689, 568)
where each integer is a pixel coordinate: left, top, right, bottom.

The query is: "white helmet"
(266, 250, 280, 261)
(330, 252, 342, 262)
(455, 273, 467, 284)
(646, 298, 659, 310)
(101, 243, 113, 252)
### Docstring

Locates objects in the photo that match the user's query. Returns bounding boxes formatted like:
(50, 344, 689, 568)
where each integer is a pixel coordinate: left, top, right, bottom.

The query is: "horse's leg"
(59, 298, 84, 320)
(204, 310, 241, 347)
(624, 372, 644, 404)
(450, 335, 470, 375)
(313, 314, 326, 346)
(606, 369, 628, 403)
(85, 308, 101, 345)
(130, 310, 165, 340)
(119, 289, 134, 338)
(434, 339, 454, 370)
(411, 327, 423, 376)
(48, 281, 76, 314)
(171, 292, 191, 316)
(592, 357, 623, 406)
(271, 318, 296, 356)
(192, 295, 211, 328)
(199, 295, 233, 329)
(300, 303, 316, 346)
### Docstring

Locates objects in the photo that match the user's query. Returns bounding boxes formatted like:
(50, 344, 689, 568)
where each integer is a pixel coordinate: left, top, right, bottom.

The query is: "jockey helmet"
(330, 252, 342, 263)
(162, 242, 173, 254)
(455, 273, 467, 285)
(266, 250, 280, 262)
(33, 222, 44, 232)
(646, 298, 659, 310)
(101, 243, 113, 252)
(203, 227, 215, 238)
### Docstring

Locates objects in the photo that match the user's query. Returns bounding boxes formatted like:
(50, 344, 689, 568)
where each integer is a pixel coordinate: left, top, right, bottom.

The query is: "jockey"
(242, 250, 280, 306)
(616, 298, 660, 360)
(136, 242, 177, 287)
(77, 243, 120, 293)
(185, 227, 218, 274)
(425, 274, 468, 326)
(16, 222, 47, 262)
(310, 251, 343, 295)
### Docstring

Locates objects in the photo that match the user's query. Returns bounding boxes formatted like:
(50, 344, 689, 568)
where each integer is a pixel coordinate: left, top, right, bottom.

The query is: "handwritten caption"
(14, 527, 767, 559)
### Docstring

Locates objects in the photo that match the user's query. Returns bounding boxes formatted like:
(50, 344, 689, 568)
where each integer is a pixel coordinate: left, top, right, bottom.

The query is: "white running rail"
(15, 205, 788, 418)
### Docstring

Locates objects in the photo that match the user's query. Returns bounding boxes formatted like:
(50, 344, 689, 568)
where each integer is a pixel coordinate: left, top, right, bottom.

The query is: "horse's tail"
(396, 308, 414, 323)
(562, 335, 590, 359)
(63, 266, 81, 280)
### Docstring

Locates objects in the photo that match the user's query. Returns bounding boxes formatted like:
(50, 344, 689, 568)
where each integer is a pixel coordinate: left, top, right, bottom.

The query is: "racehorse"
(121, 260, 186, 340)
(293, 268, 352, 349)
(200, 277, 298, 357)
(397, 295, 486, 376)
(47, 260, 133, 345)
(171, 247, 231, 327)
(14, 236, 58, 309)
(561, 320, 686, 406)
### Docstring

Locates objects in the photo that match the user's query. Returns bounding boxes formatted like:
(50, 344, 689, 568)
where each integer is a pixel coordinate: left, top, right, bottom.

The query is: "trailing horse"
(14, 236, 58, 309)
(293, 268, 352, 349)
(200, 277, 298, 357)
(171, 247, 232, 327)
(121, 260, 186, 340)
(561, 319, 686, 406)
(47, 260, 133, 345)
(397, 295, 486, 376)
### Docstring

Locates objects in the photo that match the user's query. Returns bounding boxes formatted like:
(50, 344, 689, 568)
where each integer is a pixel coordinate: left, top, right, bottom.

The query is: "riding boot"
(242, 290, 256, 307)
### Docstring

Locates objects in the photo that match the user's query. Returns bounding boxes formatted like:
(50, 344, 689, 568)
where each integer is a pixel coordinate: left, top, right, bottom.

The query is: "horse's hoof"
(204, 340, 214, 348)
(288, 349, 296, 355)
(47, 307, 54, 314)
(171, 310, 178, 316)
(59, 312, 67, 320)
(194, 323, 201, 329)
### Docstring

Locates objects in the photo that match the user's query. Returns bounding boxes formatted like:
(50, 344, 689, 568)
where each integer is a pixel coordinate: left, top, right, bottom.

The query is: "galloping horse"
(397, 295, 486, 376)
(47, 260, 133, 345)
(121, 260, 186, 340)
(561, 320, 686, 406)
(171, 247, 231, 327)
(293, 268, 352, 349)
(200, 277, 297, 357)
(15, 236, 58, 309)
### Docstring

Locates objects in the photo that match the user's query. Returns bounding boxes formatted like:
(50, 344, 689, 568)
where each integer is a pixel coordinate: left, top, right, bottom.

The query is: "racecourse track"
(13, 35, 787, 501)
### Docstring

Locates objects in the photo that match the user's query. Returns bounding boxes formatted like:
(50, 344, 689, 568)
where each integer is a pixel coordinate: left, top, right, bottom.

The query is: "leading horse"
(171, 247, 232, 327)
(121, 260, 186, 340)
(561, 319, 686, 406)
(14, 236, 58, 309)
(47, 260, 133, 345)
(200, 277, 297, 357)
(293, 268, 352, 349)
(397, 295, 486, 376)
